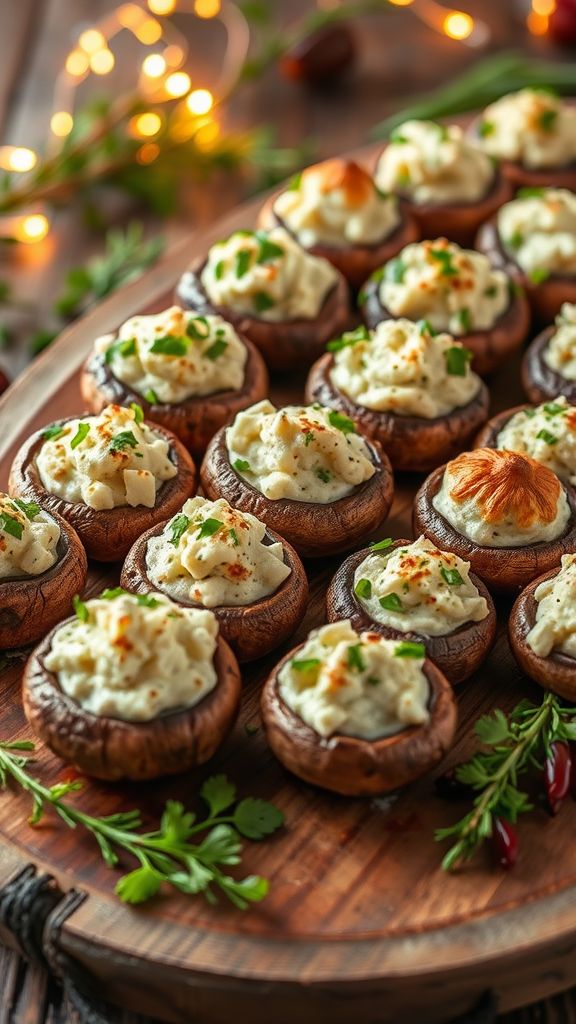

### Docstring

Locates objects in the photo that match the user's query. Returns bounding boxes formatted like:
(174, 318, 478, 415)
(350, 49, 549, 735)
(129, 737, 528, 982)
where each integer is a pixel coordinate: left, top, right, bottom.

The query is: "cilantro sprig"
(0, 749, 283, 908)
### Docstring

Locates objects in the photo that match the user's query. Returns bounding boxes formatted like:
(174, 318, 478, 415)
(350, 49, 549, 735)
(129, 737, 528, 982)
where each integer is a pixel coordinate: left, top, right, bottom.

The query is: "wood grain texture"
(0, 154, 576, 1024)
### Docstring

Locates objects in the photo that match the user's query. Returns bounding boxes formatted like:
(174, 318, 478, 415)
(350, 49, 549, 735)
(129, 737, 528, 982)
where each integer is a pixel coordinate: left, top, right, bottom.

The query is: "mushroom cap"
(301, 158, 376, 206)
(443, 447, 562, 529)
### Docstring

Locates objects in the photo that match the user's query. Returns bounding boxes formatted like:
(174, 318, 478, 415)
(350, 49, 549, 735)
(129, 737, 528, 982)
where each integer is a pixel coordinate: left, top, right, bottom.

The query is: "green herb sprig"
(436, 693, 576, 871)
(0, 744, 283, 908)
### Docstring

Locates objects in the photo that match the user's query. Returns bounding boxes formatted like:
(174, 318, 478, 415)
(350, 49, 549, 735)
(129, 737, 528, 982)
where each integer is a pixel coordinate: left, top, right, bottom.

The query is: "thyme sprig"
(436, 693, 576, 871)
(0, 741, 283, 907)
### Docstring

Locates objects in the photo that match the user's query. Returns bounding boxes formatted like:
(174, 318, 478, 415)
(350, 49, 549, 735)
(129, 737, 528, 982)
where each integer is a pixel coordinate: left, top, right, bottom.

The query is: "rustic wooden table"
(0, 2, 575, 1021)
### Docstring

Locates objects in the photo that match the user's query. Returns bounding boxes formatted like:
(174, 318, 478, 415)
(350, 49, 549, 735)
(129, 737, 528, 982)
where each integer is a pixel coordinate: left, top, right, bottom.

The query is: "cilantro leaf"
(370, 537, 393, 552)
(253, 291, 275, 314)
(347, 643, 366, 672)
(379, 592, 404, 612)
(233, 798, 284, 840)
(233, 458, 251, 473)
(445, 346, 472, 376)
(150, 335, 188, 356)
(116, 865, 161, 904)
(70, 423, 90, 449)
(42, 423, 66, 441)
(168, 513, 190, 546)
(354, 578, 372, 599)
(440, 566, 464, 586)
(201, 773, 237, 817)
(204, 338, 228, 361)
(197, 517, 223, 539)
(73, 595, 89, 623)
(105, 337, 137, 363)
(130, 402, 144, 424)
(394, 641, 425, 658)
(11, 498, 41, 521)
(0, 511, 23, 541)
(327, 410, 356, 435)
(291, 658, 321, 672)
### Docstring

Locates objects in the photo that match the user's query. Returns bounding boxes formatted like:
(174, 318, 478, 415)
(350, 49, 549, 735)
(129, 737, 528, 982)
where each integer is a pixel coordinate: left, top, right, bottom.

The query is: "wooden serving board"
(0, 172, 576, 1024)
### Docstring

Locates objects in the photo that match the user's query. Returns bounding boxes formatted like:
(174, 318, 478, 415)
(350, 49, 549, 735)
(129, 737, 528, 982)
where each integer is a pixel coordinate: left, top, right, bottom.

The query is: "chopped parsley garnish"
(375, 185, 389, 200)
(214, 259, 225, 280)
(327, 410, 356, 435)
(517, 187, 545, 199)
(197, 517, 224, 539)
(73, 595, 89, 623)
(234, 458, 252, 474)
(287, 171, 301, 191)
(168, 513, 190, 546)
(390, 129, 408, 143)
(366, 676, 380, 686)
(536, 428, 558, 445)
(253, 291, 275, 314)
(150, 335, 188, 357)
(508, 278, 524, 300)
(255, 232, 284, 264)
(327, 325, 370, 352)
(529, 268, 550, 285)
(42, 424, 66, 442)
(205, 338, 228, 361)
(478, 119, 494, 138)
(144, 388, 159, 404)
(303, 431, 315, 447)
(456, 307, 471, 333)
(354, 578, 372, 600)
(315, 467, 331, 483)
(136, 594, 160, 608)
(384, 257, 406, 284)
(523, 408, 536, 418)
(418, 319, 436, 337)
(347, 643, 366, 672)
(543, 402, 565, 416)
(12, 498, 40, 520)
(394, 641, 425, 659)
(235, 249, 252, 278)
(441, 566, 464, 586)
(429, 248, 458, 277)
(379, 592, 404, 612)
(291, 658, 321, 672)
(101, 587, 128, 600)
(370, 537, 393, 552)
(186, 316, 210, 340)
(229, 528, 239, 547)
(508, 230, 524, 251)
(70, 422, 90, 449)
(130, 402, 144, 424)
(538, 108, 557, 132)
(109, 430, 140, 454)
(105, 337, 137, 363)
(0, 510, 23, 540)
(444, 346, 472, 376)
(483, 285, 498, 298)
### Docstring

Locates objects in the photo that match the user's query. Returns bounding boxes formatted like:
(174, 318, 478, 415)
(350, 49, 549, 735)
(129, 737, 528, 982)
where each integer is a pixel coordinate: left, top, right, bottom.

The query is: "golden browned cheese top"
(302, 158, 375, 208)
(445, 448, 562, 528)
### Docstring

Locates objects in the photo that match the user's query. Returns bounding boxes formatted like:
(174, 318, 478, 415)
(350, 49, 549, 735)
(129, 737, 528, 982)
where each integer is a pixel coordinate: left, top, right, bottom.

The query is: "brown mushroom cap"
(521, 325, 576, 406)
(467, 116, 576, 192)
(359, 262, 530, 378)
(199, 424, 394, 558)
(257, 160, 419, 289)
(325, 541, 496, 685)
(0, 511, 87, 650)
(372, 150, 513, 247)
(174, 256, 352, 373)
(509, 567, 576, 702)
(305, 351, 490, 472)
(475, 216, 576, 326)
(120, 522, 309, 663)
(260, 646, 457, 796)
(80, 333, 269, 460)
(8, 416, 196, 562)
(413, 453, 576, 593)
(23, 629, 241, 781)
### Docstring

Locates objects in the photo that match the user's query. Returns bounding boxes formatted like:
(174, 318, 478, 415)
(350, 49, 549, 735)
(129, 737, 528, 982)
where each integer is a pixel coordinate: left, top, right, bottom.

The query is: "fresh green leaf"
(327, 410, 356, 435)
(197, 517, 223, 539)
(233, 458, 251, 473)
(136, 594, 160, 608)
(538, 108, 557, 132)
(536, 428, 558, 445)
(130, 402, 144, 424)
(291, 658, 321, 673)
(116, 865, 162, 904)
(429, 248, 458, 276)
(347, 643, 366, 672)
(186, 316, 210, 340)
(235, 249, 252, 278)
(105, 337, 137, 363)
(478, 120, 494, 138)
(440, 566, 464, 586)
(475, 709, 511, 745)
(168, 513, 190, 547)
(394, 641, 425, 658)
(73, 595, 89, 623)
(150, 335, 188, 357)
(204, 338, 228, 361)
(144, 388, 159, 404)
(101, 586, 128, 600)
(418, 319, 436, 337)
(327, 325, 370, 352)
(370, 537, 393, 552)
(354, 578, 372, 600)
(11, 498, 40, 521)
(233, 798, 284, 840)
(160, 800, 196, 843)
(529, 268, 550, 285)
(445, 346, 472, 376)
(379, 592, 404, 612)
(315, 467, 331, 483)
(456, 307, 471, 333)
(201, 773, 237, 817)
(543, 402, 565, 416)
(384, 258, 406, 284)
(229, 528, 239, 546)
(255, 232, 284, 264)
(253, 291, 275, 314)
(42, 423, 66, 441)
(0, 511, 23, 540)
(70, 422, 90, 449)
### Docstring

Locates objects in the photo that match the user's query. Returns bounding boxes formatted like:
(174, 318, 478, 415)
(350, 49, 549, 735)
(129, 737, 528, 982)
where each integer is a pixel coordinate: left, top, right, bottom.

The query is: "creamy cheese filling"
(378, 238, 509, 335)
(95, 305, 247, 404)
(274, 159, 400, 246)
(146, 496, 291, 607)
(544, 302, 576, 380)
(432, 449, 571, 547)
(277, 620, 429, 740)
(0, 494, 60, 580)
(376, 119, 494, 204)
(201, 227, 339, 322)
(527, 554, 576, 658)
(329, 319, 480, 418)
(496, 396, 576, 485)
(37, 404, 177, 511)
(353, 536, 488, 637)
(478, 89, 576, 170)
(44, 591, 218, 722)
(226, 399, 375, 503)
(498, 189, 576, 280)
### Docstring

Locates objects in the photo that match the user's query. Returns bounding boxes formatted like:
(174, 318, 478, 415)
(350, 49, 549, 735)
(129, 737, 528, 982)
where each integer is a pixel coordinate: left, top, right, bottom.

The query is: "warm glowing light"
(527, 10, 549, 33)
(194, 119, 220, 151)
(65, 50, 89, 76)
(117, 4, 146, 28)
(137, 142, 161, 164)
(194, 0, 221, 18)
(443, 11, 474, 40)
(18, 214, 49, 243)
(134, 18, 163, 43)
(142, 53, 166, 77)
(131, 112, 162, 137)
(186, 88, 213, 115)
(165, 71, 191, 97)
(387, 0, 414, 5)
(0, 147, 37, 172)
(532, 0, 556, 13)
(50, 111, 74, 137)
(163, 44, 184, 66)
(90, 49, 115, 75)
(148, 0, 176, 12)
(78, 29, 106, 54)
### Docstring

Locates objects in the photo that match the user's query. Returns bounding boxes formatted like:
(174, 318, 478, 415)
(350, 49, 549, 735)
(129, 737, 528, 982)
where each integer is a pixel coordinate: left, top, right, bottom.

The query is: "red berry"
(492, 817, 518, 869)
(544, 741, 572, 815)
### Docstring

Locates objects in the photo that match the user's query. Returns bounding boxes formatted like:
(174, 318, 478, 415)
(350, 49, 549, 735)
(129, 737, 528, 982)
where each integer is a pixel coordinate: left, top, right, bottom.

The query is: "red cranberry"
(492, 817, 518, 869)
(544, 741, 572, 815)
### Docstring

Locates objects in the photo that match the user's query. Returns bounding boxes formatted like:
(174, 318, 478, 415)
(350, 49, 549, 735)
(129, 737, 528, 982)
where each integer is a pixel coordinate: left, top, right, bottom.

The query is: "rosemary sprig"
(0, 740, 283, 907)
(436, 693, 576, 871)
